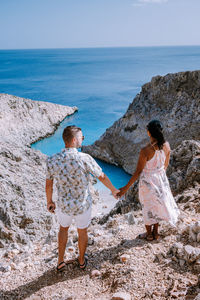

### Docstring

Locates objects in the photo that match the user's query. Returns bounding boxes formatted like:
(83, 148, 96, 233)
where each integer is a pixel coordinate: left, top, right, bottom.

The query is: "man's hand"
(117, 186, 128, 197)
(111, 188, 120, 200)
(47, 201, 56, 213)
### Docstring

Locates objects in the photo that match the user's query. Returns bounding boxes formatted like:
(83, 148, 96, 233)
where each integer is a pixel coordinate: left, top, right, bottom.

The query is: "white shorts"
(56, 207, 92, 229)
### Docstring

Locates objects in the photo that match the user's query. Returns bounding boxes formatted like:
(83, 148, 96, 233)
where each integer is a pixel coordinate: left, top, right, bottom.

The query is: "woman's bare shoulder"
(163, 141, 171, 152)
(141, 143, 152, 155)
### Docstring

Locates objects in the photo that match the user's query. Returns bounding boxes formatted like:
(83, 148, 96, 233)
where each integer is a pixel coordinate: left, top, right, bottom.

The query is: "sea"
(1, 46, 200, 190)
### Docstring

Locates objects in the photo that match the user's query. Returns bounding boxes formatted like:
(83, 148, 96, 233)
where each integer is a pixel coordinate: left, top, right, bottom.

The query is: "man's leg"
(58, 225, 69, 267)
(77, 227, 88, 266)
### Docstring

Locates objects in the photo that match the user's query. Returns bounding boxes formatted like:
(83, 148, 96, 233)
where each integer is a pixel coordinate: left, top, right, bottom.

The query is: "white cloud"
(139, 0, 168, 3)
(132, 0, 168, 6)
(132, 3, 144, 6)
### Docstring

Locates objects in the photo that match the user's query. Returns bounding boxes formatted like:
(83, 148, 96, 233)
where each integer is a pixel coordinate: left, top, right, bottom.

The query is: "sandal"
(137, 232, 154, 241)
(78, 254, 88, 270)
(153, 233, 160, 241)
(146, 234, 154, 241)
(56, 261, 66, 272)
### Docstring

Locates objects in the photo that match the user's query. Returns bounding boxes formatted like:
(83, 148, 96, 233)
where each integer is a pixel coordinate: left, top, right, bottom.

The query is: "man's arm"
(45, 179, 56, 213)
(98, 173, 119, 198)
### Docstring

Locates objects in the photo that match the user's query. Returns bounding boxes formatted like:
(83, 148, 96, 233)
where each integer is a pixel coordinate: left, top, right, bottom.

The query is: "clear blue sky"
(0, 0, 200, 49)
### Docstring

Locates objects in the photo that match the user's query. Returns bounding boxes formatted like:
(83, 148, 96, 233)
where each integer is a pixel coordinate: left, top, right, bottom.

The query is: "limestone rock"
(167, 140, 200, 194)
(170, 240, 200, 267)
(82, 70, 200, 175)
(0, 94, 77, 248)
(82, 71, 200, 215)
(0, 93, 77, 147)
(181, 222, 200, 244)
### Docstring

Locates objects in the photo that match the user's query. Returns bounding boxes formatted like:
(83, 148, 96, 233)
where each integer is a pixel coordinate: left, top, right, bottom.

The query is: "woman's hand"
(117, 186, 128, 197)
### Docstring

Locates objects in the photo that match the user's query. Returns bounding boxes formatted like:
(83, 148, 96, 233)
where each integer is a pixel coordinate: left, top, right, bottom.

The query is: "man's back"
(46, 147, 102, 215)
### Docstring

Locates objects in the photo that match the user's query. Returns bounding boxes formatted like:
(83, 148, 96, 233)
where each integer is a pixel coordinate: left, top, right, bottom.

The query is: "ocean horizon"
(1, 44, 200, 50)
(1, 45, 200, 188)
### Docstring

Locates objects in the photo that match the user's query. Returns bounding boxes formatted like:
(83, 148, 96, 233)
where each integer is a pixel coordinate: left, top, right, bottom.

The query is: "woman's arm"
(164, 142, 171, 170)
(118, 148, 147, 197)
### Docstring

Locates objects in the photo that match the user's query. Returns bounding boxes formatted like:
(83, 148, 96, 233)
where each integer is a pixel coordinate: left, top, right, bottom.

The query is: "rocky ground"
(0, 203, 199, 300)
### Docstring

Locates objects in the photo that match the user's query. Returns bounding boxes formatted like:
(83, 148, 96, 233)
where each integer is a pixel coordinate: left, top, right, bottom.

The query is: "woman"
(118, 120, 180, 241)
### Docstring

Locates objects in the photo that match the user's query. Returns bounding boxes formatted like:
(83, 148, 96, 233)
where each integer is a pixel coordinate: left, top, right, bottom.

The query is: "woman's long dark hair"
(147, 120, 165, 150)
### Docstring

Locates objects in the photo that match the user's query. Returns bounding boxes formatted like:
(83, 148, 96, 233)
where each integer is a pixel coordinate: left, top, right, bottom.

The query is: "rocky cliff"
(0, 77, 200, 299)
(0, 94, 77, 248)
(82, 70, 200, 174)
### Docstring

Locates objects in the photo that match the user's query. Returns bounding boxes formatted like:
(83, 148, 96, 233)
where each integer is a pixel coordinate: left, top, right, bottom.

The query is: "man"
(46, 125, 119, 271)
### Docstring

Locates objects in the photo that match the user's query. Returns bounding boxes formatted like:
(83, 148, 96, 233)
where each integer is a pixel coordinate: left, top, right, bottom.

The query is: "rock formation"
(0, 70, 200, 299)
(82, 70, 200, 174)
(0, 94, 77, 248)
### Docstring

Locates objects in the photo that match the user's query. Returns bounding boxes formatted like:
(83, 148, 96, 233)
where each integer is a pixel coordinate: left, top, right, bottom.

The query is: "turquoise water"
(1, 46, 200, 188)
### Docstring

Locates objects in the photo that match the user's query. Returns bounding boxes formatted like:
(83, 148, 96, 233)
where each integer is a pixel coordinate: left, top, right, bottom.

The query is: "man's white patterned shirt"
(46, 148, 102, 215)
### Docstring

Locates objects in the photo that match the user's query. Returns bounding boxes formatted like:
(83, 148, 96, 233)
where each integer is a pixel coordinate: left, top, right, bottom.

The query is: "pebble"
(125, 213, 135, 225)
(120, 254, 130, 263)
(18, 262, 26, 269)
(154, 253, 164, 263)
(73, 235, 78, 243)
(88, 237, 94, 245)
(66, 239, 73, 248)
(184, 245, 200, 263)
(4, 265, 11, 273)
(91, 269, 101, 277)
(27, 296, 42, 300)
(179, 259, 185, 267)
(111, 292, 132, 300)
(67, 246, 75, 253)
(197, 233, 200, 243)
(195, 293, 200, 300)
(193, 221, 200, 234)
(189, 228, 197, 242)
(10, 262, 17, 270)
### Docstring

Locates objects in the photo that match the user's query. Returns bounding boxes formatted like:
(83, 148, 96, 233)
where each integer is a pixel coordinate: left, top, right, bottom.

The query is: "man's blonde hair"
(62, 125, 82, 144)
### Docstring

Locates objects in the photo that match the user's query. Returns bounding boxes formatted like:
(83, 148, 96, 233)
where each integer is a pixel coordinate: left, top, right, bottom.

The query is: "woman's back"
(143, 141, 170, 173)
(139, 140, 179, 227)
(144, 149, 166, 172)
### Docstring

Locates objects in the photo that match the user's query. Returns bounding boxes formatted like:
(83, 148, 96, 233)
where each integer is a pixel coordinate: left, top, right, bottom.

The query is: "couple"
(45, 121, 179, 271)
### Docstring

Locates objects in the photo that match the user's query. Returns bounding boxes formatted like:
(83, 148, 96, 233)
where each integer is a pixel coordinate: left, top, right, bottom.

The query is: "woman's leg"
(138, 225, 153, 240)
(152, 223, 159, 239)
(145, 225, 154, 240)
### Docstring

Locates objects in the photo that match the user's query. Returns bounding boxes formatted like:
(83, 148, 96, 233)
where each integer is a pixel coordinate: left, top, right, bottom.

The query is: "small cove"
(32, 112, 132, 191)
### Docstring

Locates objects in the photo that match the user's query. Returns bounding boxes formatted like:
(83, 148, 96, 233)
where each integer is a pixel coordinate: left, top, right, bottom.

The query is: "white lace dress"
(139, 149, 180, 226)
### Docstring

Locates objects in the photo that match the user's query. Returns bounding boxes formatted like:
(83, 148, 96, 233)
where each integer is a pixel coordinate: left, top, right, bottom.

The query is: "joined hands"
(111, 185, 128, 199)
(116, 186, 128, 198)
